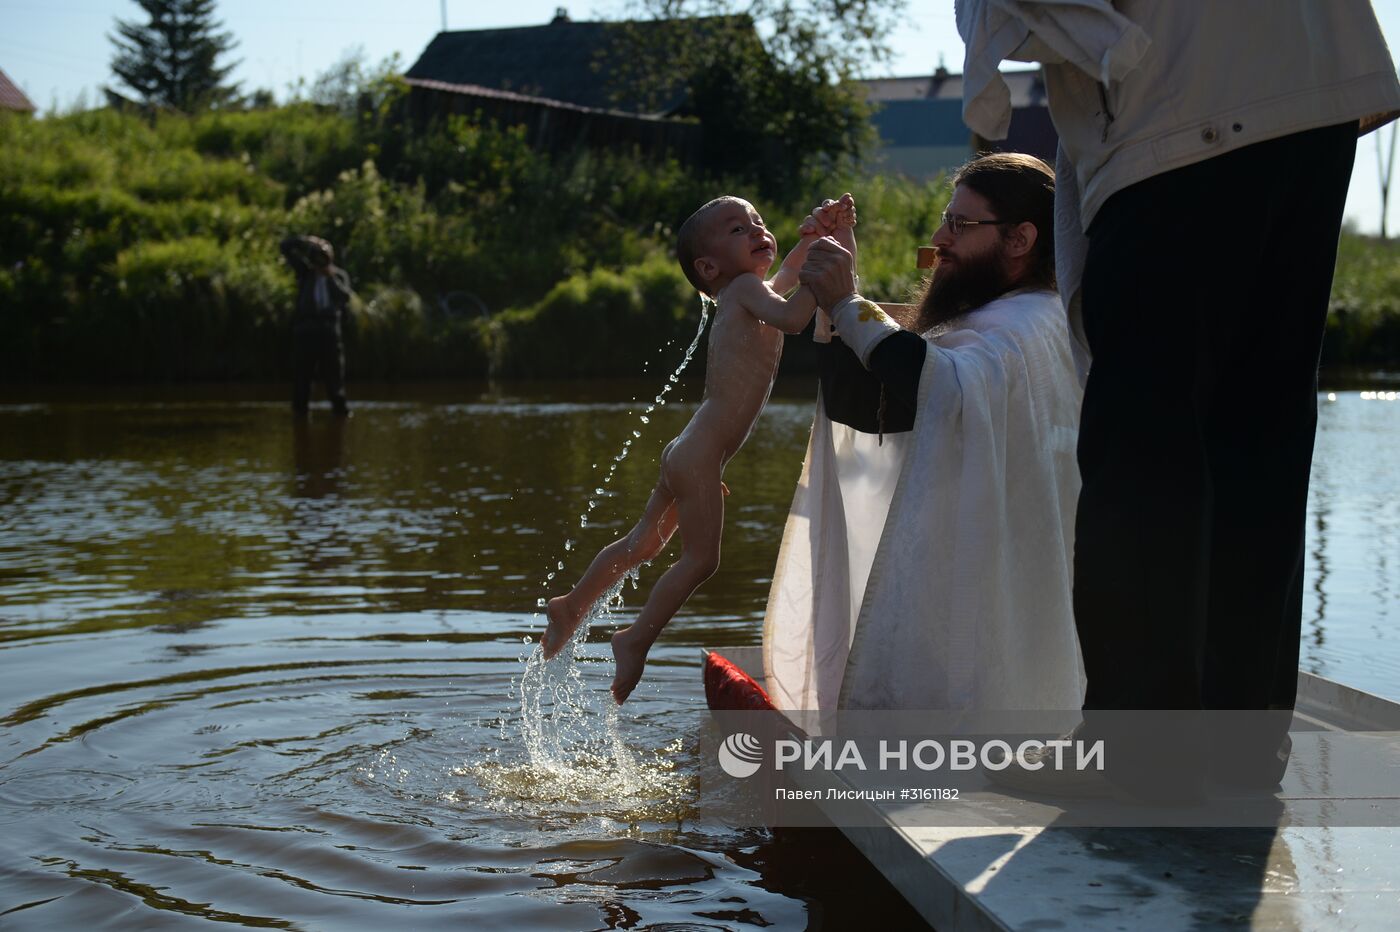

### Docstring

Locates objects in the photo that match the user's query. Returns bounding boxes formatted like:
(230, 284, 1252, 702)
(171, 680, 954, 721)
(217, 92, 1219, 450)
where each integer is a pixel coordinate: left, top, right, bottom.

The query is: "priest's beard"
(913, 240, 1016, 334)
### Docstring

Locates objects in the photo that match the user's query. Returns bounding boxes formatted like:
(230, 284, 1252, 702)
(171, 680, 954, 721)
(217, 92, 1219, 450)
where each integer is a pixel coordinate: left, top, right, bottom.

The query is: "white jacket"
(959, 0, 1400, 230)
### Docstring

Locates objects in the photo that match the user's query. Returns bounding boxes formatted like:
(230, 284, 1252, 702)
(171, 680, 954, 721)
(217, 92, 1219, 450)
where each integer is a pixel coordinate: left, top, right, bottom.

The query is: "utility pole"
(1379, 121, 1397, 240)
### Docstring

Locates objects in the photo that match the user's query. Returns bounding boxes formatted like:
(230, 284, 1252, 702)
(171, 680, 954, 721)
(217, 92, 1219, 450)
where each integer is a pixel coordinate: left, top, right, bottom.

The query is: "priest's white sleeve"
(828, 295, 901, 366)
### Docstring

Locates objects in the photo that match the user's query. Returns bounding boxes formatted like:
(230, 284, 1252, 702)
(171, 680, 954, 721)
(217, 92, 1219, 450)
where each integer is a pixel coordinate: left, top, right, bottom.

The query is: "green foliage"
(40, 235, 293, 380)
(349, 285, 489, 379)
(1326, 234, 1400, 365)
(3, 103, 1397, 382)
(304, 47, 404, 117)
(191, 105, 359, 200)
(486, 255, 696, 378)
(603, 2, 892, 196)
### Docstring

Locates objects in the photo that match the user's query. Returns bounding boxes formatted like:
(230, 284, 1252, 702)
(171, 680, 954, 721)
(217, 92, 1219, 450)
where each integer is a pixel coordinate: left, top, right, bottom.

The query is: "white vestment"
(763, 290, 1087, 712)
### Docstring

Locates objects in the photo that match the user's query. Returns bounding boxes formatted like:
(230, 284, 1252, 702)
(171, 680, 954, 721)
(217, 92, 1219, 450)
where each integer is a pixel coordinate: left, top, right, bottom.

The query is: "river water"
(0, 379, 1396, 928)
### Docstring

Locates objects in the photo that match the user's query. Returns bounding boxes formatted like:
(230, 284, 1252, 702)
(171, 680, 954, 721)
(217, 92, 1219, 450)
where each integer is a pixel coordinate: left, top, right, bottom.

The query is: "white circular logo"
(718, 732, 764, 778)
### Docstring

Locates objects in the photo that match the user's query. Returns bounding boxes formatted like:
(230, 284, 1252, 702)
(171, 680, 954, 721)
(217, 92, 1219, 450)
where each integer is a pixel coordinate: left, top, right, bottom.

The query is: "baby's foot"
(541, 595, 583, 660)
(610, 626, 650, 704)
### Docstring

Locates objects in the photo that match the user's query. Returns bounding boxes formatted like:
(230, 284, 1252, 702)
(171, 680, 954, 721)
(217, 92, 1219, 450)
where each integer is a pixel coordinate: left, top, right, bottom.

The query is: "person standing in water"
(281, 235, 352, 417)
(542, 194, 857, 703)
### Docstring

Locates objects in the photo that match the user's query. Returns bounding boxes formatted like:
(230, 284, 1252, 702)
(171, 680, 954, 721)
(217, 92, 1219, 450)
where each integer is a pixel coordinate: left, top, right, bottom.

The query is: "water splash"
(511, 295, 713, 787)
(518, 567, 639, 771)
(492, 566, 697, 818)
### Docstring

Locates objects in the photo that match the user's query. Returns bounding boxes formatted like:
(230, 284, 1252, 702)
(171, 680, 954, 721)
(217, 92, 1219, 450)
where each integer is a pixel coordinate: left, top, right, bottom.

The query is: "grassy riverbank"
(3, 105, 1397, 381)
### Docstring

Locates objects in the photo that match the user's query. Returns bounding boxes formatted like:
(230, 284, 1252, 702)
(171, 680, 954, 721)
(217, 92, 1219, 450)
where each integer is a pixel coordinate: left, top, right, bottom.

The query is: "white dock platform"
(707, 646, 1400, 931)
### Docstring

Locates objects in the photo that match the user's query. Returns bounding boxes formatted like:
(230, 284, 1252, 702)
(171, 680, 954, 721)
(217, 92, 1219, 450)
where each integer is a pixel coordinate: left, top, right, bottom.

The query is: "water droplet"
(632, 430, 641, 438)
(639, 416, 649, 424)
(536, 597, 547, 608)
(564, 539, 575, 551)
(595, 487, 604, 495)
(523, 635, 533, 644)
(557, 560, 564, 571)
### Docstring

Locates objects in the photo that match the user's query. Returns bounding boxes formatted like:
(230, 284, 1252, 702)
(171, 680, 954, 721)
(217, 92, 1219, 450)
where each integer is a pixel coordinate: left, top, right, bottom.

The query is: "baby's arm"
(828, 193, 858, 262)
(728, 272, 818, 335)
(768, 222, 823, 296)
(788, 194, 856, 344)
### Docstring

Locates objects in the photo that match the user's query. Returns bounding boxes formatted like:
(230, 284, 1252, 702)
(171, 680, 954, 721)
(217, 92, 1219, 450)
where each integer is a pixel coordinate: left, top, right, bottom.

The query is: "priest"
(764, 153, 1086, 713)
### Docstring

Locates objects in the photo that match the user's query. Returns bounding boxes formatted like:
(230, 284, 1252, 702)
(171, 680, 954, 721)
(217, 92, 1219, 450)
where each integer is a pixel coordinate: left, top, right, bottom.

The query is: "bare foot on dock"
(610, 626, 650, 704)
(541, 595, 583, 660)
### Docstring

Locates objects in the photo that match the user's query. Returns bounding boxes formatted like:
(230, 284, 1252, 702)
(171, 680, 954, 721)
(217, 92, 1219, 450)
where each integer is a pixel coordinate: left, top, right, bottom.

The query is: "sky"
(2, 0, 1398, 234)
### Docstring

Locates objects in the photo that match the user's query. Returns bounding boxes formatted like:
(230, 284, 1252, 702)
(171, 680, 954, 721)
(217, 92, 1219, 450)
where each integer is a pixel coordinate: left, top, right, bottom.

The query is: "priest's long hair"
(953, 152, 1057, 292)
(909, 152, 1057, 333)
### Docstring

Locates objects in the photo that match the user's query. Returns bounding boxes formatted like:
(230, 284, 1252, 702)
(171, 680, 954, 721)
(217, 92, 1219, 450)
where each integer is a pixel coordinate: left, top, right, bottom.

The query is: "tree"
(109, 0, 241, 112)
(303, 46, 404, 117)
(603, 0, 905, 196)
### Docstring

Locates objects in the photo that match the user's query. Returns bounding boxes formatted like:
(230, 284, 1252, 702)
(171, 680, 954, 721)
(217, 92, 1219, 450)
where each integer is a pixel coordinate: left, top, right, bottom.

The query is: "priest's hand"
(800, 238, 858, 309)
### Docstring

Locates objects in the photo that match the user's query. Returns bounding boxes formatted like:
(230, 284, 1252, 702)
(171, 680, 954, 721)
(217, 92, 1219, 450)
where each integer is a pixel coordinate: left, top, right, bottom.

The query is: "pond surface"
(0, 378, 1396, 929)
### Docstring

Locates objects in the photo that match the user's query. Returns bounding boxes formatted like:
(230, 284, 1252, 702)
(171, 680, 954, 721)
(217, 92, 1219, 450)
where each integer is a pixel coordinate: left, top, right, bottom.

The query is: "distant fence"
(402, 78, 704, 166)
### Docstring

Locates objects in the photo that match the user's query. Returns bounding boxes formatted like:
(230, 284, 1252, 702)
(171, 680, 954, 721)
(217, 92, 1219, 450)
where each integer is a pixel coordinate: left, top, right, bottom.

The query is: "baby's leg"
(611, 461, 725, 703)
(542, 480, 677, 659)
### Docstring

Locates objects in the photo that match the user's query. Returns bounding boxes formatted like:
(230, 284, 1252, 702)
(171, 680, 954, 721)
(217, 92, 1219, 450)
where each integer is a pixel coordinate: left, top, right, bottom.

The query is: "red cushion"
(704, 652, 776, 711)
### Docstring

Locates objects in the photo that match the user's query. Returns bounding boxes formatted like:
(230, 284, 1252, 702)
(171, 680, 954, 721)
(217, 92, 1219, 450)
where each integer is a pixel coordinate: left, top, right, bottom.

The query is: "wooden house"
(401, 9, 760, 165)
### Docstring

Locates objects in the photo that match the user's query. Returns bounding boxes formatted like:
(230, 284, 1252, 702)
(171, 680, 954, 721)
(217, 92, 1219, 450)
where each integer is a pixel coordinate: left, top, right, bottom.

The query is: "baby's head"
(677, 196, 777, 296)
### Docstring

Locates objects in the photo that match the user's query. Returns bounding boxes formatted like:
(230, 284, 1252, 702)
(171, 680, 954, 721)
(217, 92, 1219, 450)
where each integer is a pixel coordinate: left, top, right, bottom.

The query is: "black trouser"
(1073, 122, 1357, 788)
(292, 326, 348, 416)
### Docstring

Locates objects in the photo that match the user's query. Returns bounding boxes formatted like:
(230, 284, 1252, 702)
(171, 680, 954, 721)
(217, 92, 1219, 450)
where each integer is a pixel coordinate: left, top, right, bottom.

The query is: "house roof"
(403, 77, 678, 121)
(0, 67, 36, 113)
(404, 13, 753, 115)
(860, 68, 1047, 109)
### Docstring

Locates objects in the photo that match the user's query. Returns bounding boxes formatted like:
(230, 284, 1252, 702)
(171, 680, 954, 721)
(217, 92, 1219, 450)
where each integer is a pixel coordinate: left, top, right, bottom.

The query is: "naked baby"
(541, 193, 857, 703)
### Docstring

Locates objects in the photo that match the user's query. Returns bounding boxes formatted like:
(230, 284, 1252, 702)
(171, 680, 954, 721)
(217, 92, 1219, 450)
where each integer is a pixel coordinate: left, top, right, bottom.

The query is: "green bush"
(75, 236, 292, 379)
(1326, 233, 1400, 365)
(488, 256, 695, 378)
(192, 104, 361, 200)
(352, 285, 427, 376)
(346, 285, 489, 379)
(127, 149, 284, 206)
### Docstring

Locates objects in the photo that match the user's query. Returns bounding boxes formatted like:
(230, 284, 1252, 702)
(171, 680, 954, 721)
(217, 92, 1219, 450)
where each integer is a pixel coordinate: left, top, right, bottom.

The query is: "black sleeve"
(867, 330, 925, 413)
(818, 330, 924, 434)
(280, 236, 309, 274)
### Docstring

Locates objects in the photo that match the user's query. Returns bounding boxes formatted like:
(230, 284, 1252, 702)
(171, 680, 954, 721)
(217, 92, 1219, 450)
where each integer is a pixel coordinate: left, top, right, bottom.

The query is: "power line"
(0, 35, 105, 68)
(0, 50, 105, 85)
